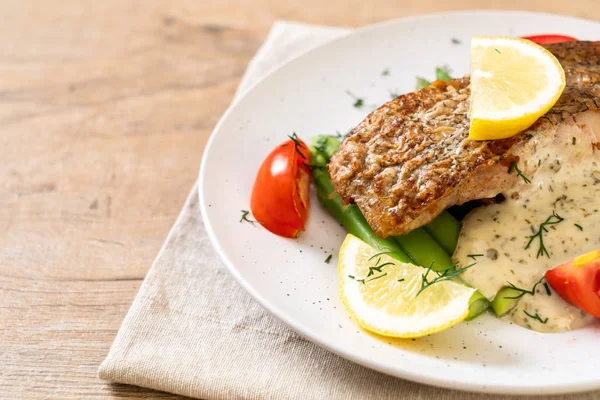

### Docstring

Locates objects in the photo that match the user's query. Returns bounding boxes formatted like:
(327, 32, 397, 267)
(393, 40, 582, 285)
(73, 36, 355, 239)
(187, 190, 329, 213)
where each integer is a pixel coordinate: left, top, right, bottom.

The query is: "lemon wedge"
(469, 36, 566, 140)
(339, 234, 476, 338)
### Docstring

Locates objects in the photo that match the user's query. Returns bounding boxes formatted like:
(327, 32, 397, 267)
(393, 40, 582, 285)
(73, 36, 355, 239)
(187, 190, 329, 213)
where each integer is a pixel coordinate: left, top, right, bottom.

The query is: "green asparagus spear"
(423, 211, 461, 255)
(393, 228, 454, 272)
(466, 291, 491, 321)
(491, 287, 521, 317)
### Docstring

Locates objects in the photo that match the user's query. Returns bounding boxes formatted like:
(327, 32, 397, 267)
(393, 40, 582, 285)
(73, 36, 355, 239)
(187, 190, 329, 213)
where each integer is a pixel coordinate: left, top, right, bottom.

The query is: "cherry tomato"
(250, 135, 311, 238)
(521, 34, 577, 44)
(545, 249, 600, 318)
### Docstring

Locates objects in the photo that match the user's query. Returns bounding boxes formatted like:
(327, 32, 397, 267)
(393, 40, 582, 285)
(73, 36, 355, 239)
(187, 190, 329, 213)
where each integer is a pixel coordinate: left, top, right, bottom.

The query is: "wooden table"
(1, 1, 597, 398)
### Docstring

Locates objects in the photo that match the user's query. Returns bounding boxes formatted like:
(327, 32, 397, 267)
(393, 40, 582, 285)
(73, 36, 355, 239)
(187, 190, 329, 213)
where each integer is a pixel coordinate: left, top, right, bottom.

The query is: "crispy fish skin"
(328, 41, 600, 238)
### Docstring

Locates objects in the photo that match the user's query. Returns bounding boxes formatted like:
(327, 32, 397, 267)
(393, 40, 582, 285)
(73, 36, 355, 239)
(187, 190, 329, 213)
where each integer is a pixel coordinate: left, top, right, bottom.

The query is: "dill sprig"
(467, 253, 484, 261)
(288, 132, 307, 158)
(525, 211, 564, 258)
(324, 254, 332, 264)
(524, 310, 548, 324)
(367, 250, 396, 262)
(416, 261, 476, 297)
(366, 259, 394, 277)
(575, 223, 583, 231)
(345, 90, 365, 109)
(367, 273, 388, 282)
(239, 210, 256, 225)
(349, 257, 395, 284)
(351, 272, 388, 285)
(544, 282, 552, 296)
(503, 277, 544, 299)
(508, 162, 531, 184)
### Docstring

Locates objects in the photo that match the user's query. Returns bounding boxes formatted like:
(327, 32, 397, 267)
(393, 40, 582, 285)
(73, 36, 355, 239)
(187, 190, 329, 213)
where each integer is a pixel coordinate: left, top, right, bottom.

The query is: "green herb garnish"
(416, 77, 431, 90)
(494, 48, 501, 54)
(367, 250, 396, 261)
(435, 66, 452, 82)
(525, 211, 564, 258)
(288, 132, 307, 158)
(544, 282, 552, 296)
(381, 69, 390, 76)
(366, 261, 394, 277)
(451, 38, 462, 45)
(367, 273, 388, 282)
(524, 310, 548, 324)
(239, 210, 256, 225)
(349, 257, 395, 284)
(468, 253, 484, 261)
(346, 90, 365, 109)
(503, 277, 544, 299)
(575, 223, 583, 231)
(325, 254, 332, 264)
(389, 90, 400, 99)
(398, 278, 405, 282)
(508, 162, 531, 184)
(416, 261, 476, 297)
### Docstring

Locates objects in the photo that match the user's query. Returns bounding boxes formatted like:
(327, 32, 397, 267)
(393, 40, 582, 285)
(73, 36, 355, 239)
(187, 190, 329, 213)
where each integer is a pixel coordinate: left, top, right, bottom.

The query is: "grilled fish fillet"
(328, 41, 600, 238)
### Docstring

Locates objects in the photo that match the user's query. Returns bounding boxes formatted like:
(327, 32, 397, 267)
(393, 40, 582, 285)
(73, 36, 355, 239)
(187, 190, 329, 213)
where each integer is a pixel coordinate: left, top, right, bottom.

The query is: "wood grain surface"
(0, 1, 598, 398)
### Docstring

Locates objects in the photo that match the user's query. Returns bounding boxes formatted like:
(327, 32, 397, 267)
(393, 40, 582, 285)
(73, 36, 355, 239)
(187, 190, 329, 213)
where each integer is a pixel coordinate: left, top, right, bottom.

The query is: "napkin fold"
(99, 21, 598, 400)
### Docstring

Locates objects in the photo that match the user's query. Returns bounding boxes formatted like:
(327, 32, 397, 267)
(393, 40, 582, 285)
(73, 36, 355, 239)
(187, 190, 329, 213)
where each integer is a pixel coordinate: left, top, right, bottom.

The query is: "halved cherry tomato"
(521, 34, 577, 44)
(545, 249, 600, 318)
(250, 135, 311, 238)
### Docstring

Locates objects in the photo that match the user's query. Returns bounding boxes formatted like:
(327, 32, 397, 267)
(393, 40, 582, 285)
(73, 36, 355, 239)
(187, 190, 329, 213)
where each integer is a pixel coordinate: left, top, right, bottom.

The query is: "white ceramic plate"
(200, 11, 600, 395)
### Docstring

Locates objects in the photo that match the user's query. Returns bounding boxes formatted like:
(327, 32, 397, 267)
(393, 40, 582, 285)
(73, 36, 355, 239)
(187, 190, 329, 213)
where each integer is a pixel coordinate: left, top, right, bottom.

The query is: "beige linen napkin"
(99, 21, 599, 400)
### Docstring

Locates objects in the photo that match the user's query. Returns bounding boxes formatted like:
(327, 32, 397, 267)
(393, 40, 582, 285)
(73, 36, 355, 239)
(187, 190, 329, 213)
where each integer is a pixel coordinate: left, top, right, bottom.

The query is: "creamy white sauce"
(454, 119, 600, 333)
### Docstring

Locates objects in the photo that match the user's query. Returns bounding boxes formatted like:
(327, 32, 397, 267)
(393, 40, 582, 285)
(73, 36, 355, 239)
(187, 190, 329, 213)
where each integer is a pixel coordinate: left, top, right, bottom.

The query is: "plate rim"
(199, 10, 600, 395)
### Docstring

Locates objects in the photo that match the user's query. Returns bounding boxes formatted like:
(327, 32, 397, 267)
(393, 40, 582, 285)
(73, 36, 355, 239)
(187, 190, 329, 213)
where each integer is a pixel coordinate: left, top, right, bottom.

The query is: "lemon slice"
(339, 234, 476, 338)
(469, 36, 566, 140)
